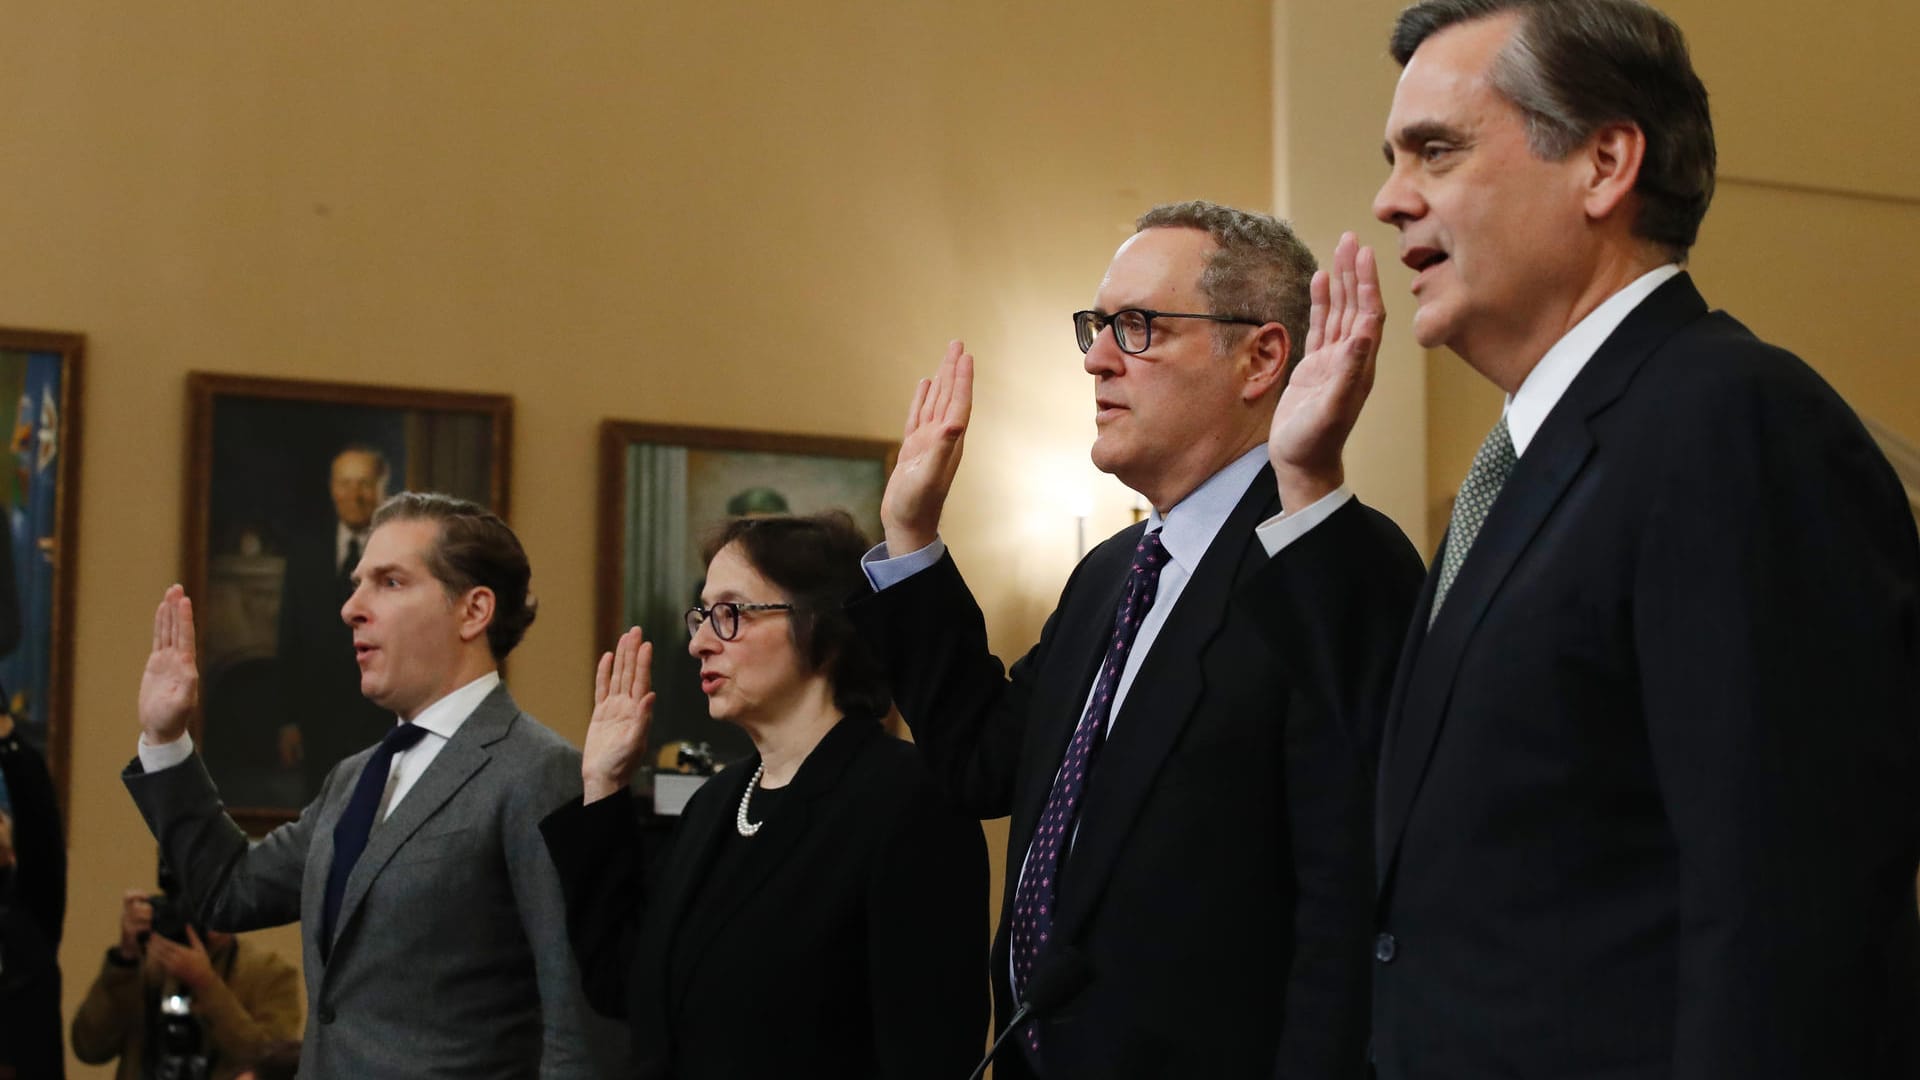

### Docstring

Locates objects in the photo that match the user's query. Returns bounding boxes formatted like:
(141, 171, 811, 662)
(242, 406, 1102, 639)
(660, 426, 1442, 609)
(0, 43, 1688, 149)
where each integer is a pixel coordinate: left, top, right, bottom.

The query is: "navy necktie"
(1009, 529, 1170, 1056)
(320, 722, 427, 960)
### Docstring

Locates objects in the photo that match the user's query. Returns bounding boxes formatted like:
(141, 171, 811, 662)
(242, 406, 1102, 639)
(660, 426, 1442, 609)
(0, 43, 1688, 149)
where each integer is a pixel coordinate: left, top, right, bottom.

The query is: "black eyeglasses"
(685, 601, 794, 641)
(1072, 308, 1264, 355)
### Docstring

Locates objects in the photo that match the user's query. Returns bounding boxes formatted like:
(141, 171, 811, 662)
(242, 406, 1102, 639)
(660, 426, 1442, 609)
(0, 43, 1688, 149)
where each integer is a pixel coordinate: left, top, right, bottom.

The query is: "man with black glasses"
(852, 201, 1422, 1078)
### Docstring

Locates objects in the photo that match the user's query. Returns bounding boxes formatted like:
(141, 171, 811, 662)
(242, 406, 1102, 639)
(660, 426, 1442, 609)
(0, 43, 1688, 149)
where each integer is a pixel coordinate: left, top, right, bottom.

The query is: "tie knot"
(382, 723, 429, 755)
(1132, 529, 1170, 573)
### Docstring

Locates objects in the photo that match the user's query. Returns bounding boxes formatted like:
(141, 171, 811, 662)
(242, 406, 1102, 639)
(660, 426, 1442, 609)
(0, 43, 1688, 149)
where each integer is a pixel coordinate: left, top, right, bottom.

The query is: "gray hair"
(1134, 200, 1318, 365)
(1390, 0, 1715, 260)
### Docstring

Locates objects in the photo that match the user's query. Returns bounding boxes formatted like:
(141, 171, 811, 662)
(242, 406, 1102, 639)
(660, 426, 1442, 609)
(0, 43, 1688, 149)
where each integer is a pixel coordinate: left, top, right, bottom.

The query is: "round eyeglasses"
(1072, 308, 1265, 355)
(685, 600, 794, 641)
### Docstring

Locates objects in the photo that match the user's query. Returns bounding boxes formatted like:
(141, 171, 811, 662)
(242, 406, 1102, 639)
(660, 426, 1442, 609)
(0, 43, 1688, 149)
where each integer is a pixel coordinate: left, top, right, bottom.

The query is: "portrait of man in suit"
(852, 201, 1422, 1078)
(274, 445, 401, 803)
(124, 492, 620, 1079)
(1258, 1, 1920, 1076)
(190, 380, 505, 824)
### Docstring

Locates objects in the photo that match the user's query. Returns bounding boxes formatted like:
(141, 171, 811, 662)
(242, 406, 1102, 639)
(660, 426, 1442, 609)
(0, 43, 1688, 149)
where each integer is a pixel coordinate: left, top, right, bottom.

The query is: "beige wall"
(1276, 0, 1430, 551)
(1423, 0, 1920, 527)
(0, 2, 1273, 1072)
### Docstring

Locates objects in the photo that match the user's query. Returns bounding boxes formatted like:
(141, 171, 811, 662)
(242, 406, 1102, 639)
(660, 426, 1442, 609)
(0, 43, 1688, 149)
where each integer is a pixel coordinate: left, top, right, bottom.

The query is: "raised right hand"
(879, 340, 974, 555)
(582, 626, 655, 805)
(1267, 232, 1385, 512)
(138, 585, 198, 745)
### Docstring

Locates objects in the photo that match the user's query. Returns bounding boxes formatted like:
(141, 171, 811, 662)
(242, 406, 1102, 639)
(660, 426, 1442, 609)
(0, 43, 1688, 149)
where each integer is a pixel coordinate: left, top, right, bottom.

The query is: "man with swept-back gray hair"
(1254, 0, 1920, 1076)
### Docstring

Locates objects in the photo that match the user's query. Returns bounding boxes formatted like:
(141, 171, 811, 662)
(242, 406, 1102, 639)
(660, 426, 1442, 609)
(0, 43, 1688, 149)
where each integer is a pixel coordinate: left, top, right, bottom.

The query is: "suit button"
(319, 1006, 337, 1024)
(1374, 932, 1397, 963)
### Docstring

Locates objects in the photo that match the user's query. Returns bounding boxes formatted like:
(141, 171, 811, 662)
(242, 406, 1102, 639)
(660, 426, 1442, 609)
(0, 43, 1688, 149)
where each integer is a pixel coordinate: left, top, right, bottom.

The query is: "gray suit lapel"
(326, 686, 516, 956)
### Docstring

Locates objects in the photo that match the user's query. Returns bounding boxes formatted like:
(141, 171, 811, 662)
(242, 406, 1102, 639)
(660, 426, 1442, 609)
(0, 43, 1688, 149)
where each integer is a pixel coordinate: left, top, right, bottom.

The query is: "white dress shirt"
(1254, 263, 1684, 554)
(137, 670, 501, 822)
(336, 522, 369, 575)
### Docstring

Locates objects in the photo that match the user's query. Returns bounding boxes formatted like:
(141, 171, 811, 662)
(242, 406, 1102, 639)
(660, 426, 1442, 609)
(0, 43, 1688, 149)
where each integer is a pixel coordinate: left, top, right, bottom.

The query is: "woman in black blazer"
(542, 512, 989, 1079)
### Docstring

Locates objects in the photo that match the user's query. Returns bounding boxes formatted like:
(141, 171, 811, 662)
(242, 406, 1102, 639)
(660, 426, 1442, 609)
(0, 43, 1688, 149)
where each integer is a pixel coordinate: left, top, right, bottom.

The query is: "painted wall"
(0, 1, 1273, 1072)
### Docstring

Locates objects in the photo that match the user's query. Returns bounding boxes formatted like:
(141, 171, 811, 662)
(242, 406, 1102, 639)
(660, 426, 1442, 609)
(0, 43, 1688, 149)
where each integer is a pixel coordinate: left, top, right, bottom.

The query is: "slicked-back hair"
(700, 511, 890, 721)
(369, 492, 537, 662)
(1133, 200, 1318, 366)
(1390, 0, 1715, 259)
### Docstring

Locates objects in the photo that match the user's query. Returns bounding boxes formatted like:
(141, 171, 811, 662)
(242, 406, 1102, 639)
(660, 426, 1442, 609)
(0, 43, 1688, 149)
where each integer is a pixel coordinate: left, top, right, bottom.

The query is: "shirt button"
(1374, 932, 1398, 963)
(319, 1006, 337, 1024)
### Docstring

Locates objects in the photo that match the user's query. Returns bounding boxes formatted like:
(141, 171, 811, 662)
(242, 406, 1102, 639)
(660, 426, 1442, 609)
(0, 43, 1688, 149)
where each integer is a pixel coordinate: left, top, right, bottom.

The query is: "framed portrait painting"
(597, 421, 894, 773)
(0, 328, 83, 822)
(184, 373, 511, 832)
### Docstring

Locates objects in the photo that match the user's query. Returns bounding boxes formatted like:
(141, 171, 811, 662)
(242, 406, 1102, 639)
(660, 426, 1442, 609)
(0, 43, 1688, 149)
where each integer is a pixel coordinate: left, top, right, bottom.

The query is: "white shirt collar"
(1144, 446, 1267, 573)
(404, 670, 501, 741)
(336, 521, 369, 570)
(1504, 263, 1682, 457)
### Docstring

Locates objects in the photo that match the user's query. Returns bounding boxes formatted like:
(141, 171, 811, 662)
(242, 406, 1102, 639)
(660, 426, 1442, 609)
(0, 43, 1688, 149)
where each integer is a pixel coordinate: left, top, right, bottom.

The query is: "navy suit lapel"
(1376, 274, 1711, 890)
(1051, 471, 1278, 938)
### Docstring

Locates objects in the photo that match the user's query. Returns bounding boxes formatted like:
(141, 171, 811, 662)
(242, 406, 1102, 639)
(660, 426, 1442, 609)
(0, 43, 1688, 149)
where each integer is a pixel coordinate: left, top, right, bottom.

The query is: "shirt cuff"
(1254, 485, 1355, 557)
(136, 732, 195, 773)
(860, 537, 947, 591)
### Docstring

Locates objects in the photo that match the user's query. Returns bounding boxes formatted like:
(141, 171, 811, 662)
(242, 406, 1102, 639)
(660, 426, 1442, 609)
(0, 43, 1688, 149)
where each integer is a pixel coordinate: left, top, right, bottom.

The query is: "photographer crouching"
(71, 880, 300, 1080)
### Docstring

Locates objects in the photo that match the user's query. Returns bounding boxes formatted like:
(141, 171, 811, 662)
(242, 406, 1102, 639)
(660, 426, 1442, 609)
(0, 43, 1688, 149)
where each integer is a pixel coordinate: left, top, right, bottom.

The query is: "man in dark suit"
(276, 445, 398, 802)
(852, 201, 1422, 1078)
(1257, 2, 1920, 1076)
(126, 493, 619, 1079)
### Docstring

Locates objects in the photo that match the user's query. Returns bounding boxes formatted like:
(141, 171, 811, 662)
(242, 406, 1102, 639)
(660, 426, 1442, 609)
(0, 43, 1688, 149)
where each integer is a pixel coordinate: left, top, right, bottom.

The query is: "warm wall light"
(1064, 487, 1094, 557)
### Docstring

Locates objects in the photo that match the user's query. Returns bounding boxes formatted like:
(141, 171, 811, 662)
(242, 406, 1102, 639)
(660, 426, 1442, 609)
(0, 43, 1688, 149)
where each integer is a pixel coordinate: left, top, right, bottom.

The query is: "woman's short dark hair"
(701, 510, 890, 720)
(370, 492, 537, 662)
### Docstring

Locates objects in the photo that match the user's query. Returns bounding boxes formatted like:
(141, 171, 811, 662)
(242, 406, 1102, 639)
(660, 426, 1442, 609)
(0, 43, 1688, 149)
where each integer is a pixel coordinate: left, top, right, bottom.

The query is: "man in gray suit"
(127, 492, 617, 1079)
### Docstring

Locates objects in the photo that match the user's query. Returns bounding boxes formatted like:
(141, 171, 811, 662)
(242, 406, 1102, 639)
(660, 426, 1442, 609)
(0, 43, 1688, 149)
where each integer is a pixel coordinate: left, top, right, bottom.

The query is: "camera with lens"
(145, 867, 212, 1080)
(145, 893, 195, 947)
(153, 990, 210, 1080)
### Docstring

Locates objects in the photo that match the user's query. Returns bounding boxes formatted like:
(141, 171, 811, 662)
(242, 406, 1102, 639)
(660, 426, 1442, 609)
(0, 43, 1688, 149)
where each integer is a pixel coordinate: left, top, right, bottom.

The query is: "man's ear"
(1583, 120, 1647, 223)
(1241, 322, 1292, 402)
(457, 586, 496, 646)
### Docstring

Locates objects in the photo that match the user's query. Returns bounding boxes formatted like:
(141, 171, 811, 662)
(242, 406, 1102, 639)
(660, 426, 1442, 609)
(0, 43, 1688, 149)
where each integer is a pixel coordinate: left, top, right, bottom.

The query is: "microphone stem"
(965, 1002, 1033, 1080)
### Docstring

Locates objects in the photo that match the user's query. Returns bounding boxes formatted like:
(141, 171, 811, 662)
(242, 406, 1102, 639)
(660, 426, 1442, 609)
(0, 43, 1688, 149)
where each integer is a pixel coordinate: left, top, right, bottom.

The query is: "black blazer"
(541, 716, 989, 1080)
(1254, 273, 1920, 1079)
(849, 467, 1423, 1079)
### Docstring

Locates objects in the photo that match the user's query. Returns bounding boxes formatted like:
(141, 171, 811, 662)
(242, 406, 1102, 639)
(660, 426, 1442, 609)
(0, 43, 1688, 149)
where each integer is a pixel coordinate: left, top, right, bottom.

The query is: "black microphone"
(965, 949, 1091, 1080)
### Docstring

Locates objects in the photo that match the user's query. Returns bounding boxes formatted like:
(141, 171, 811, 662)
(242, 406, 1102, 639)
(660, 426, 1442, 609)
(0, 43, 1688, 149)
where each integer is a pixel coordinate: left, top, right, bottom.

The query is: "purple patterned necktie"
(1010, 528, 1171, 1057)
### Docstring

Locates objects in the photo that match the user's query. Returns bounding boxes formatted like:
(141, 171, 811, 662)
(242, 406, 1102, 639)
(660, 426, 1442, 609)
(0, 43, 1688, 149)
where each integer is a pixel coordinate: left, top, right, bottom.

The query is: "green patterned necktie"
(1431, 413, 1517, 626)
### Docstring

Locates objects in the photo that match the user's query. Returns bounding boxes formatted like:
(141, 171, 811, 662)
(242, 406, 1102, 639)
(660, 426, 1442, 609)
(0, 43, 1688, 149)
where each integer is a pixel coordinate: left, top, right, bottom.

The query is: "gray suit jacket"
(124, 685, 621, 1080)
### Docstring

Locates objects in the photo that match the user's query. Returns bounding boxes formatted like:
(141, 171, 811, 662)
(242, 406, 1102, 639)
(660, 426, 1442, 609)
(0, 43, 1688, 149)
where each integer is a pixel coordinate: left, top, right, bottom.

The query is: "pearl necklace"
(735, 762, 767, 837)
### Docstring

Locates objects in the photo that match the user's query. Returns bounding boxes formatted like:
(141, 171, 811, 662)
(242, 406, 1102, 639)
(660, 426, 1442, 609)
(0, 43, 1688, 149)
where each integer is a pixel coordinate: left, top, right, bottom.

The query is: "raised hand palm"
(583, 627, 655, 788)
(1268, 234, 1383, 478)
(880, 340, 974, 549)
(138, 587, 198, 739)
